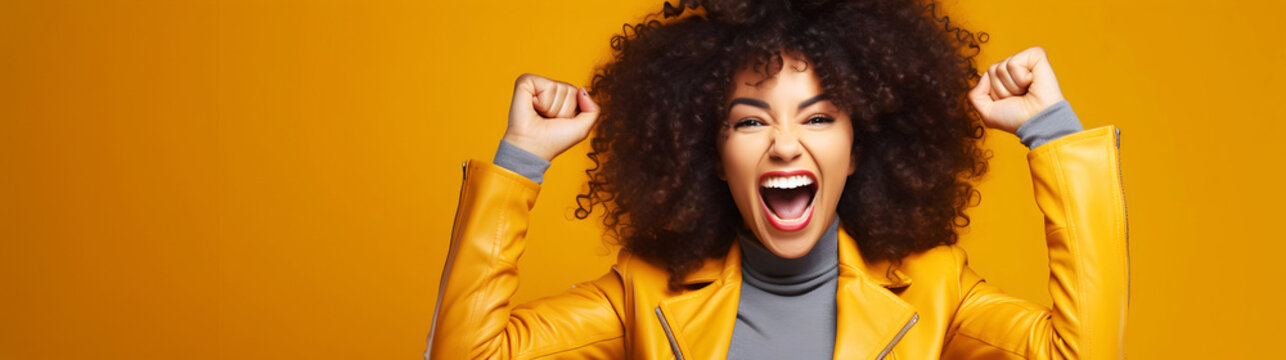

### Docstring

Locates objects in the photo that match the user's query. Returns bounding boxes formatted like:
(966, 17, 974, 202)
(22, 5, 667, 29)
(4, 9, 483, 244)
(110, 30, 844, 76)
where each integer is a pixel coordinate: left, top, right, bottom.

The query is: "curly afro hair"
(577, 0, 991, 289)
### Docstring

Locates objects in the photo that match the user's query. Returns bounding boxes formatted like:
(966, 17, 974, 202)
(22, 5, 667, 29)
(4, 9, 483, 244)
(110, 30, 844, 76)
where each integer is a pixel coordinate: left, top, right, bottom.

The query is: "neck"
(737, 218, 840, 293)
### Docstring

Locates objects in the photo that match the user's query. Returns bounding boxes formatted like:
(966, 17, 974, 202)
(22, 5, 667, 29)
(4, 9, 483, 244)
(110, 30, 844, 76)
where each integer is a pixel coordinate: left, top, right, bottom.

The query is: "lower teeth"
(762, 185, 814, 219)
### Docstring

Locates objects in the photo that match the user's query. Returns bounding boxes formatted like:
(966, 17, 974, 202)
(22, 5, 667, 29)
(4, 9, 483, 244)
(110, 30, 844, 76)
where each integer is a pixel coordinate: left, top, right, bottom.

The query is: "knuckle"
(515, 73, 537, 89)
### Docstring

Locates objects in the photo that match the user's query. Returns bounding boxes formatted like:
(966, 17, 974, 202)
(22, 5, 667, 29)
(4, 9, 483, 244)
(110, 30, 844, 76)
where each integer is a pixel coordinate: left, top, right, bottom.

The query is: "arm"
(946, 47, 1129, 358)
(425, 74, 622, 359)
(425, 160, 624, 359)
(943, 126, 1128, 358)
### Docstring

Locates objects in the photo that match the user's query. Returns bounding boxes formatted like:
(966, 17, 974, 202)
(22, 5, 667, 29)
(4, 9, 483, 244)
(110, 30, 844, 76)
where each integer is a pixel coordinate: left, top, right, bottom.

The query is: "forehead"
(727, 55, 824, 103)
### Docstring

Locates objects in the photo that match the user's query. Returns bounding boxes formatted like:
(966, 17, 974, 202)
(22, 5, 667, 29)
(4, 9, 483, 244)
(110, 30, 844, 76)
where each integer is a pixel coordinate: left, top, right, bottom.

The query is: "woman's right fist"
(503, 73, 601, 161)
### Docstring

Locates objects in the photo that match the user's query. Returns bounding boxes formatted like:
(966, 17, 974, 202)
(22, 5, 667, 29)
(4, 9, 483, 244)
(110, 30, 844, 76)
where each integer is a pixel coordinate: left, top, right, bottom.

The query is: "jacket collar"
(658, 226, 918, 359)
(832, 227, 918, 359)
(837, 227, 913, 289)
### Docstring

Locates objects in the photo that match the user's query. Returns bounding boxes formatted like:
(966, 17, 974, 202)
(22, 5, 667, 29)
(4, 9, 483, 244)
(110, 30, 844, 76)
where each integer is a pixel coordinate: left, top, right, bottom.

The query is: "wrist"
(1014, 100, 1081, 149)
(501, 133, 555, 162)
(1023, 94, 1065, 125)
(495, 140, 553, 184)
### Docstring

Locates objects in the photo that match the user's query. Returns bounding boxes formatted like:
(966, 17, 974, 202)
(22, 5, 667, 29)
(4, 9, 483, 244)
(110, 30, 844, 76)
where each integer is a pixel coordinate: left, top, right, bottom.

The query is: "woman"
(427, 0, 1127, 358)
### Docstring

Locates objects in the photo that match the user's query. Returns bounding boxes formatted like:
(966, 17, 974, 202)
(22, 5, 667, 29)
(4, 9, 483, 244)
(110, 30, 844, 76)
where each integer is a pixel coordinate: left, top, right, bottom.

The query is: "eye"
(804, 115, 834, 125)
(733, 118, 766, 129)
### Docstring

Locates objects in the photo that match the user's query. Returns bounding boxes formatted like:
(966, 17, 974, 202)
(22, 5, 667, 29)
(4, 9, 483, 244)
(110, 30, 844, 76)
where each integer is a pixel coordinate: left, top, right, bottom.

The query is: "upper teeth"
(761, 175, 814, 189)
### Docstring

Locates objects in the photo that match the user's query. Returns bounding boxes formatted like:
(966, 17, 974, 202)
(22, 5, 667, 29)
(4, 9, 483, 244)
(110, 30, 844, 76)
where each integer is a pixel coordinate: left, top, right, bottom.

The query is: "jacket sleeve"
(424, 160, 625, 359)
(943, 126, 1129, 359)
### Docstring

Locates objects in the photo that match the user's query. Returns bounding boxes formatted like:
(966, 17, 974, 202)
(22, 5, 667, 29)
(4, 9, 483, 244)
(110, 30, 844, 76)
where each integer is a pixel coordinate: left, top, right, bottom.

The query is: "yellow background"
(1, 0, 1282, 358)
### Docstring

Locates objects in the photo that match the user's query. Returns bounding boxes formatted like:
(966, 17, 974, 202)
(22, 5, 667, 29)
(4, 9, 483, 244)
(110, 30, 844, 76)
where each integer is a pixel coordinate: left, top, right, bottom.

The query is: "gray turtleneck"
(726, 218, 841, 359)
(488, 100, 1083, 359)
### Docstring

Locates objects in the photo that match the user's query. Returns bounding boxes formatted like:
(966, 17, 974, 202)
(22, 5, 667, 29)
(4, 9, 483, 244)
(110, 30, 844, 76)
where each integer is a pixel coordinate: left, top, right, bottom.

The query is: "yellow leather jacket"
(426, 126, 1128, 359)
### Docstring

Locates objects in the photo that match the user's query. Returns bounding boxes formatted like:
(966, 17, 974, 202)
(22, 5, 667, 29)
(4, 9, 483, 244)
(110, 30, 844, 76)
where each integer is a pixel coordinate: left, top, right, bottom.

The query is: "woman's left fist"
(968, 46, 1065, 134)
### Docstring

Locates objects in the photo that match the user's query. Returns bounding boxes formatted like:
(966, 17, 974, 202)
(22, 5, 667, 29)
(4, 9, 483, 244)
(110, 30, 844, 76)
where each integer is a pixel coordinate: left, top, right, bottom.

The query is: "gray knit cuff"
(493, 140, 551, 184)
(1015, 100, 1084, 150)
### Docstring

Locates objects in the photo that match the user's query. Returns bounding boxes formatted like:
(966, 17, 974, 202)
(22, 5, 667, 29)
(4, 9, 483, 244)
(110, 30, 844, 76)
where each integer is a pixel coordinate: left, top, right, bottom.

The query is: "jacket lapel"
(833, 229, 919, 360)
(655, 241, 743, 360)
(653, 229, 918, 360)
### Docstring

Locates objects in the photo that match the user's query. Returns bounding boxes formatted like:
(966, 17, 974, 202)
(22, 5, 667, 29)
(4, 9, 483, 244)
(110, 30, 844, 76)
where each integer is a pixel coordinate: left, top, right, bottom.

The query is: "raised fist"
(968, 47, 1066, 134)
(503, 73, 601, 161)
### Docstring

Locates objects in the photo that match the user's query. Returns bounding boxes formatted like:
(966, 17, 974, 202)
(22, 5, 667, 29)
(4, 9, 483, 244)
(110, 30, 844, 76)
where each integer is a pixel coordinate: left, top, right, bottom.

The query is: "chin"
(756, 216, 828, 258)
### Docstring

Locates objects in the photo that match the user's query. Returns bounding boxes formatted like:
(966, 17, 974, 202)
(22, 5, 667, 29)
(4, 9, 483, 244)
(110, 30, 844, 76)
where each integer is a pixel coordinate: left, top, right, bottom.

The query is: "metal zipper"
(1114, 129, 1131, 304)
(424, 161, 470, 358)
(1115, 129, 1128, 239)
(876, 313, 918, 360)
(654, 306, 685, 360)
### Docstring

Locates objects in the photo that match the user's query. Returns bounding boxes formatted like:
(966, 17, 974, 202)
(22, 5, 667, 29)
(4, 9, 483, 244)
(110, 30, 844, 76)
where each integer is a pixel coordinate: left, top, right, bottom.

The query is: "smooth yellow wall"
(1, 0, 1282, 358)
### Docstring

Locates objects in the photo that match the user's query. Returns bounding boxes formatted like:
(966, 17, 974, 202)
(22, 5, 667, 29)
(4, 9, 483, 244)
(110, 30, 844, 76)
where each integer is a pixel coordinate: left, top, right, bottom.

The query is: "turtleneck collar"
(737, 217, 840, 295)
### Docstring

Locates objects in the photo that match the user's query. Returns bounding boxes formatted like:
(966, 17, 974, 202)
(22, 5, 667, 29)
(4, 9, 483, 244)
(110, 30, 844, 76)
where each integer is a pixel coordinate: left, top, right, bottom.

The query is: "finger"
(968, 72, 993, 112)
(1005, 56, 1034, 90)
(555, 84, 579, 118)
(541, 84, 569, 118)
(995, 57, 1025, 96)
(572, 87, 601, 126)
(1016, 47, 1060, 96)
(1011, 47, 1046, 73)
(529, 76, 558, 116)
(988, 63, 1012, 99)
(511, 75, 537, 116)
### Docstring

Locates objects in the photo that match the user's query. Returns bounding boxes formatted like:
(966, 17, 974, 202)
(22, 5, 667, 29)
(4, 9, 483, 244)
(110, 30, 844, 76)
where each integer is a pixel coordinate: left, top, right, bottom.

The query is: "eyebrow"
(728, 94, 830, 113)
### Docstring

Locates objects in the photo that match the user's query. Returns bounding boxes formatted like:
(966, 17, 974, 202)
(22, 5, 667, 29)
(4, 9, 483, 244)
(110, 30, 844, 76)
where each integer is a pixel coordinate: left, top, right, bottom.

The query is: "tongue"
(763, 188, 811, 219)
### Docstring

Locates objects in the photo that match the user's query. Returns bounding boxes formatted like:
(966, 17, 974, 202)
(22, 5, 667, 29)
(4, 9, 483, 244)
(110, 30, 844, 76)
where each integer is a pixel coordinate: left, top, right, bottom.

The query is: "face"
(718, 54, 856, 259)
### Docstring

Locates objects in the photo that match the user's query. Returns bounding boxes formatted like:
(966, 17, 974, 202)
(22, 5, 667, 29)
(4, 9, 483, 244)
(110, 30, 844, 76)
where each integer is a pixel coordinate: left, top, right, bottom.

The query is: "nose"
(768, 126, 802, 162)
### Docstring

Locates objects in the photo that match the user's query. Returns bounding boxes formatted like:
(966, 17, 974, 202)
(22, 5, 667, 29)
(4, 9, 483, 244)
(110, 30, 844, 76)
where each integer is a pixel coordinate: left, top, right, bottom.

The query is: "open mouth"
(758, 170, 818, 232)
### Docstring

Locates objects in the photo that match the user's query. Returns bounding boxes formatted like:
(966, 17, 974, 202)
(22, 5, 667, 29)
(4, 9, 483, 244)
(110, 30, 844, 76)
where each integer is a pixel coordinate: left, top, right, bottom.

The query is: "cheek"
(718, 135, 768, 202)
(804, 130, 854, 173)
(802, 128, 855, 209)
(719, 135, 765, 176)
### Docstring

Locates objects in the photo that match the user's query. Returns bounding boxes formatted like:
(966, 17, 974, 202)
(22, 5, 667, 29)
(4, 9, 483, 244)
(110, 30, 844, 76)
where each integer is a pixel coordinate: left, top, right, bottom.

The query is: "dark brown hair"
(577, 0, 990, 288)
